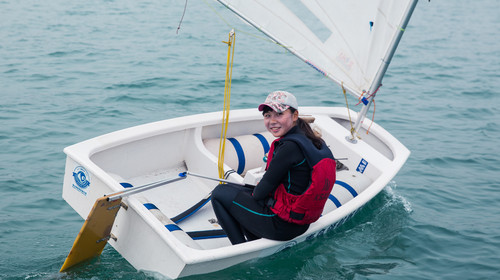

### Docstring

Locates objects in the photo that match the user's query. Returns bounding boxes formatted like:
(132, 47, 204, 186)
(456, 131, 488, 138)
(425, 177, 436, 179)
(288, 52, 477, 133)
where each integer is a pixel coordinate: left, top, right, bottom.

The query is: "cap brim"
(258, 104, 270, 111)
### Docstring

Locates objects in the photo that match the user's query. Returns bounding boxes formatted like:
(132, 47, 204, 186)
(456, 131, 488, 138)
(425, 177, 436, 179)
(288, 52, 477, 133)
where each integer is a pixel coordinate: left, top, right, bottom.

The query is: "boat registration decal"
(72, 166, 90, 196)
(356, 159, 368, 174)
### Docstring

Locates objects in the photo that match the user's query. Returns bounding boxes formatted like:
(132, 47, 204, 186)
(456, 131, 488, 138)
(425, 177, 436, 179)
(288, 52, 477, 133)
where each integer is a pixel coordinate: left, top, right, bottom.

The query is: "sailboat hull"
(61, 107, 409, 278)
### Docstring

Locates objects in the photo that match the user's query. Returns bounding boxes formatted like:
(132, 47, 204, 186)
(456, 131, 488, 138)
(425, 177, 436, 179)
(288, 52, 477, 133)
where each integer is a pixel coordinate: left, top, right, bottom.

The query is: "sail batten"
(217, 0, 417, 98)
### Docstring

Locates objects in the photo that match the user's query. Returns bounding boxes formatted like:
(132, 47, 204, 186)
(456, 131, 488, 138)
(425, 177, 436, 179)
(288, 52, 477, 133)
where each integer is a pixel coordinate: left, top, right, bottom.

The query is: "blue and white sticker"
(356, 159, 368, 174)
(72, 166, 90, 196)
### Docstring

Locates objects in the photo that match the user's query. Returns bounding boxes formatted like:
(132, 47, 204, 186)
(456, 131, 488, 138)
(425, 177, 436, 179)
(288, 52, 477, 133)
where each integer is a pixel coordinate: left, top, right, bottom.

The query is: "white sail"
(217, 0, 417, 98)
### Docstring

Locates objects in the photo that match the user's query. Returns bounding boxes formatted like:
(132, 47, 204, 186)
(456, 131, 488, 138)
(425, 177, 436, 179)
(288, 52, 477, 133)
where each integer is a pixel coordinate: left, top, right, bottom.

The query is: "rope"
(341, 82, 360, 140)
(355, 84, 382, 106)
(176, 0, 188, 34)
(352, 84, 381, 135)
(218, 30, 236, 179)
(366, 99, 375, 134)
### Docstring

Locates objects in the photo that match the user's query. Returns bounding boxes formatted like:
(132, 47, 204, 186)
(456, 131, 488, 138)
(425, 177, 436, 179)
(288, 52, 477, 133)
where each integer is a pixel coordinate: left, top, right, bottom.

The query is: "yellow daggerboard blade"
(60, 196, 122, 272)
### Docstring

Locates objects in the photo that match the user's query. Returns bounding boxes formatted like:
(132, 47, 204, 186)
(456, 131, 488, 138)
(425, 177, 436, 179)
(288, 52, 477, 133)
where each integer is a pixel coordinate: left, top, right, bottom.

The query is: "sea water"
(1, 0, 499, 279)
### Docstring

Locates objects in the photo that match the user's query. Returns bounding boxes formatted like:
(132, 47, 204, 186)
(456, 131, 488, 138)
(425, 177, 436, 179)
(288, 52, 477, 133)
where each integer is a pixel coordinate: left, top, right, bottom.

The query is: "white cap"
(258, 91, 298, 113)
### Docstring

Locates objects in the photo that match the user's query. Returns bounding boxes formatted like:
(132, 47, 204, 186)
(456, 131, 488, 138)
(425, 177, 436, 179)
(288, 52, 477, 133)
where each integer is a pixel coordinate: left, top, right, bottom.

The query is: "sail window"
(282, 0, 332, 43)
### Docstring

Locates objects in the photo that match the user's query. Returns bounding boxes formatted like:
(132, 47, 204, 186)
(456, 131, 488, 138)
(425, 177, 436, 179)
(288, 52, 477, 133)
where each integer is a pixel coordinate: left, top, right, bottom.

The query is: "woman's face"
(263, 109, 298, 137)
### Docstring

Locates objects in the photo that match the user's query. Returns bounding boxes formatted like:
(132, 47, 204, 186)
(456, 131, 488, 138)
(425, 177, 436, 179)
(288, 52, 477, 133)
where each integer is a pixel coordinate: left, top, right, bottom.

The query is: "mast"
(350, 0, 419, 142)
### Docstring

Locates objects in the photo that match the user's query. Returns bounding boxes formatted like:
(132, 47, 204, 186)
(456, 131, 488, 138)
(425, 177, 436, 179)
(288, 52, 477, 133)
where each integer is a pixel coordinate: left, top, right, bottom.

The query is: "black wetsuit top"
(253, 126, 311, 200)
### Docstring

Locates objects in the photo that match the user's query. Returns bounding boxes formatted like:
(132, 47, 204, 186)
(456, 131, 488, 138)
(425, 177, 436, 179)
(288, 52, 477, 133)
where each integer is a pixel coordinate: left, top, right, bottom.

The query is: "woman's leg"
(213, 183, 307, 243)
(211, 183, 247, 244)
(230, 191, 309, 241)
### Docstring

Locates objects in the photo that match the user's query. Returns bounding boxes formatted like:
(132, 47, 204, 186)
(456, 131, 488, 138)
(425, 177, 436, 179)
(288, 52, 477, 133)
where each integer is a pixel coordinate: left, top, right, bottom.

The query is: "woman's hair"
(263, 106, 324, 149)
(290, 108, 324, 149)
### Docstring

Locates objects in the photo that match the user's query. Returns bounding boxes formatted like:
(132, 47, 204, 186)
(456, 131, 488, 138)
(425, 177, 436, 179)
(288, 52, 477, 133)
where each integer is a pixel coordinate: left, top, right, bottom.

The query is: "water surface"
(1, 1, 499, 279)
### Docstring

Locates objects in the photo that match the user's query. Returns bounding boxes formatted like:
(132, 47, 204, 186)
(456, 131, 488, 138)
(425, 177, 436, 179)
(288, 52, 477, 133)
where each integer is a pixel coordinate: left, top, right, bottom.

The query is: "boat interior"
(88, 111, 390, 249)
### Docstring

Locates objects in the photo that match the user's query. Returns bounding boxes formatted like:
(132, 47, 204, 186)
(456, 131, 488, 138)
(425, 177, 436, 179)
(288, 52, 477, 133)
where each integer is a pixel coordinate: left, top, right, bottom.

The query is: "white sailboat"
(60, 1, 418, 278)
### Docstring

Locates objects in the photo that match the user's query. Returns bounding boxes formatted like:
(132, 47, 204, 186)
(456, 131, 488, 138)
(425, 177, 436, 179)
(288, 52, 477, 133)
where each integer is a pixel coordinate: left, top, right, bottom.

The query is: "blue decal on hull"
(356, 159, 368, 174)
(72, 166, 90, 196)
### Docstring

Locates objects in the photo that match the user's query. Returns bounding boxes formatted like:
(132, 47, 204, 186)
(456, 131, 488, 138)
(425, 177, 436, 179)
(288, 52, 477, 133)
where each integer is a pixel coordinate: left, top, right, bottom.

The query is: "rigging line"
(341, 82, 359, 140)
(357, 90, 367, 106)
(366, 83, 382, 99)
(176, 0, 189, 35)
(366, 99, 376, 134)
(355, 83, 382, 106)
(353, 83, 380, 135)
(218, 30, 236, 179)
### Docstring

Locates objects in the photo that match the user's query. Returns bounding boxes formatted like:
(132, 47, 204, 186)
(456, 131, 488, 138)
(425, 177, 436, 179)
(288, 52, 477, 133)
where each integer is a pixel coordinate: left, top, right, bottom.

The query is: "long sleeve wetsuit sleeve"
(252, 141, 304, 200)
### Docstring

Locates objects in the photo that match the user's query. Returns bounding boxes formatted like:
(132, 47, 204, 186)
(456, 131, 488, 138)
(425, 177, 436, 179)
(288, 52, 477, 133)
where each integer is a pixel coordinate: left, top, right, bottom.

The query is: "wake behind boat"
(60, 1, 418, 278)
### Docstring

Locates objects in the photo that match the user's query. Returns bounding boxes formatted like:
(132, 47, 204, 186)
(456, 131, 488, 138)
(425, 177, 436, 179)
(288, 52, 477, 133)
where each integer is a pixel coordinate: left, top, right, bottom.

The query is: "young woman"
(211, 91, 336, 245)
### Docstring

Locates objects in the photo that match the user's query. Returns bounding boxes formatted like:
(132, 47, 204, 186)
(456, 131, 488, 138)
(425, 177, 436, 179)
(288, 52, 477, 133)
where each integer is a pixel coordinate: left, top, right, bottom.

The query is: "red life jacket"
(266, 133, 336, 225)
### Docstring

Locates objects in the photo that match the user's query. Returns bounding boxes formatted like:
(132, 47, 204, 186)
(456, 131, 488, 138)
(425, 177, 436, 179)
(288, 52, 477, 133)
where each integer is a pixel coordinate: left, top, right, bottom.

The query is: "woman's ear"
(292, 110, 299, 121)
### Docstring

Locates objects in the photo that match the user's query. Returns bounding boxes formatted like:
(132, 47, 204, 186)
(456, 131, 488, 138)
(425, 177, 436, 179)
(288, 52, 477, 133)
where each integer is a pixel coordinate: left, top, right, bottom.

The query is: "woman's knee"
(213, 183, 244, 208)
(212, 184, 227, 201)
